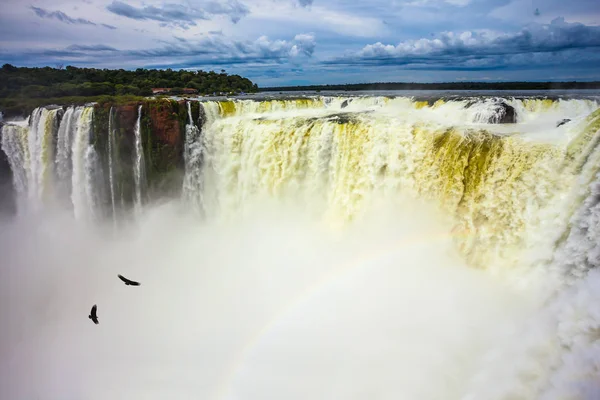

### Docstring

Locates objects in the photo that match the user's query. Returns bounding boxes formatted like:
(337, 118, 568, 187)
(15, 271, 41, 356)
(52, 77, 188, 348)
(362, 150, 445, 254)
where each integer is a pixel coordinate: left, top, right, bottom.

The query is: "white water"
(1, 96, 600, 399)
(56, 107, 83, 201)
(133, 104, 145, 214)
(28, 107, 61, 206)
(70, 107, 97, 221)
(1, 124, 29, 199)
(55, 107, 74, 190)
(182, 101, 204, 212)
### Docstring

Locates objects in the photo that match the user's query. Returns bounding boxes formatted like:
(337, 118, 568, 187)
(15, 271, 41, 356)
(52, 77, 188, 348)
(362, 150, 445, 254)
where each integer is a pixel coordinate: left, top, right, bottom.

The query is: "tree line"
(0, 64, 258, 98)
(0, 64, 259, 118)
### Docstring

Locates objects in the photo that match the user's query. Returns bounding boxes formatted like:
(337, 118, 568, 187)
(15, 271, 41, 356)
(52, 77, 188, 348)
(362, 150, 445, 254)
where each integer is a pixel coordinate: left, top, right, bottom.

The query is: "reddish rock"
(148, 101, 182, 147)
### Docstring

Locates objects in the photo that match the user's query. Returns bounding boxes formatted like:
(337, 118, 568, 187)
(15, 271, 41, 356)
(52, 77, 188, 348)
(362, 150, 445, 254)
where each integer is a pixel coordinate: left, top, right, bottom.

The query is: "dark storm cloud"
(30, 6, 117, 29)
(326, 18, 600, 71)
(106, 0, 249, 28)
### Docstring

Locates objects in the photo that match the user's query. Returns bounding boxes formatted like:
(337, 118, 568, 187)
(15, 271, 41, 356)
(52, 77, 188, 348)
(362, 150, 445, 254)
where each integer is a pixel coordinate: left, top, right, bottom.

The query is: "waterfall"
(182, 101, 204, 213)
(27, 107, 61, 206)
(0, 107, 62, 210)
(1, 124, 29, 199)
(55, 106, 74, 195)
(107, 106, 117, 223)
(196, 97, 600, 274)
(3, 95, 600, 400)
(2, 96, 598, 236)
(133, 104, 145, 214)
(55, 106, 83, 200)
(71, 107, 97, 221)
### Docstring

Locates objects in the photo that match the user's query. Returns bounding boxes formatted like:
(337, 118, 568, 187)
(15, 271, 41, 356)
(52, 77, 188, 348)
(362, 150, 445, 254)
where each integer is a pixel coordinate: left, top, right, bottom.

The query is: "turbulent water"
(1, 94, 600, 400)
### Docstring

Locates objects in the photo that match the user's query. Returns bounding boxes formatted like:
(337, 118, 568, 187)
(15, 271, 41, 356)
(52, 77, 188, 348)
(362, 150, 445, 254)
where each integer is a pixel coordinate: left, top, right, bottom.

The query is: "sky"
(0, 0, 599, 86)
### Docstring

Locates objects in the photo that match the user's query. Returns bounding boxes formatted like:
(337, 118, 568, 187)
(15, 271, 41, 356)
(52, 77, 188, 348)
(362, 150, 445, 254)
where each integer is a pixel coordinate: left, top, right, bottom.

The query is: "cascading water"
(28, 107, 62, 205)
(133, 104, 145, 214)
(55, 107, 74, 184)
(182, 101, 205, 213)
(1, 123, 29, 199)
(1, 94, 600, 400)
(55, 106, 83, 200)
(107, 106, 117, 224)
(0, 107, 62, 210)
(198, 96, 596, 272)
(70, 107, 98, 221)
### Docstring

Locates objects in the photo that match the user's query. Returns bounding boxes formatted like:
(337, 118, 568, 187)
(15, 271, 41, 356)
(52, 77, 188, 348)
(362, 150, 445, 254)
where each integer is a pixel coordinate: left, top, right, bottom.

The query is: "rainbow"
(211, 226, 474, 399)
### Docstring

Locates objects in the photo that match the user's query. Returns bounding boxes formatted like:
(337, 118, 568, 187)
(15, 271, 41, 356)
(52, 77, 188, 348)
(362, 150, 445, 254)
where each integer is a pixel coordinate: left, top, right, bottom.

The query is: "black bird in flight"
(118, 274, 141, 286)
(89, 304, 99, 324)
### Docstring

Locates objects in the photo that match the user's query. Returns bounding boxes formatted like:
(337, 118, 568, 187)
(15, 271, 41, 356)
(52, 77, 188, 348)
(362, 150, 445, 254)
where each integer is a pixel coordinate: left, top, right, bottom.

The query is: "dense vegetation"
(262, 81, 600, 92)
(0, 64, 258, 118)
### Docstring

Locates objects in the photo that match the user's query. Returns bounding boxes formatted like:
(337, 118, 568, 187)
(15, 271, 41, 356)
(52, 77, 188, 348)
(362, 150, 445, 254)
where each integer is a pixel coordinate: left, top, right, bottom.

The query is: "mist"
(0, 198, 542, 400)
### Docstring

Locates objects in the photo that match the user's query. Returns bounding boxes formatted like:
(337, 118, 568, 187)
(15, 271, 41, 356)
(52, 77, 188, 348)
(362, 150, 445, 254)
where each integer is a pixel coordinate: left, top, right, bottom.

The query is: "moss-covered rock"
(112, 103, 139, 209)
(139, 99, 186, 199)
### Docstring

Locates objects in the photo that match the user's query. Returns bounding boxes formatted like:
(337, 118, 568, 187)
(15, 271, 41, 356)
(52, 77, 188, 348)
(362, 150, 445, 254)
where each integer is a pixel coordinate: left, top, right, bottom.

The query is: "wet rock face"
(492, 102, 517, 124)
(471, 100, 517, 124)
(115, 104, 139, 142)
(140, 100, 186, 198)
(557, 118, 571, 127)
(147, 101, 182, 148)
(0, 129, 16, 216)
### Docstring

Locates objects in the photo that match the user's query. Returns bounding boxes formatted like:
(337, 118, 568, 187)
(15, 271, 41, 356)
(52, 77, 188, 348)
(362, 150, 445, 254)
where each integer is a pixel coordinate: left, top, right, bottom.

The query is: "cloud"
(327, 18, 600, 70)
(66, 44, 118, 51)
(30, 6, 96, 26)
(30, 6, 116, 30)
(490, 0, 600, 26)
(0, 33, 316, 70)
(106, 0, 250, 28)
(297, 0, 313, 7)
(202, 0, 251, 23)
(289, 33, 316, 57)
(406, 0, 473, 6)
(130, 33, 317, 66)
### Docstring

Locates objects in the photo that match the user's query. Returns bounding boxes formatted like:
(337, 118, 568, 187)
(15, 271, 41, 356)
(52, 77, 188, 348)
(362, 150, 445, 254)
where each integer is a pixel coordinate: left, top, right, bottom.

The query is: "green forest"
(0, 64, 258, 117)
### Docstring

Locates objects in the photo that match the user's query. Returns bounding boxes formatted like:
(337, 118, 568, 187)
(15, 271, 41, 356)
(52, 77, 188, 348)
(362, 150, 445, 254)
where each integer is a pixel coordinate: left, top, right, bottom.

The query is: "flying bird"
(89, 304, 98, 325)
(118, 274, 141, 286)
